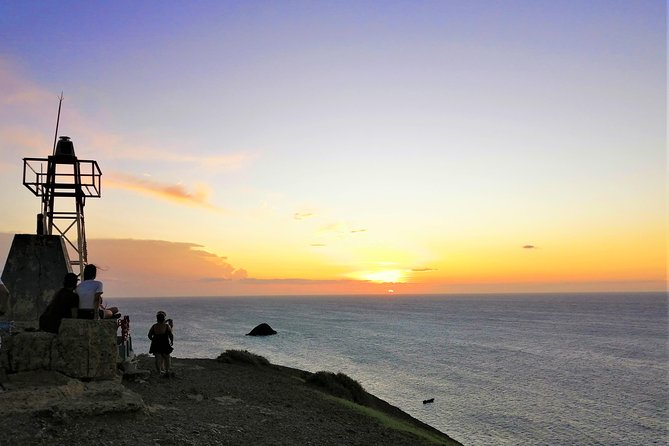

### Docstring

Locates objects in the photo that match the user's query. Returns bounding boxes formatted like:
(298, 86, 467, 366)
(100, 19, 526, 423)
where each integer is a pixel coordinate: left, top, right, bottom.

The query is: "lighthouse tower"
(0, 135, 102, 322)
(22, 136, 102, 276)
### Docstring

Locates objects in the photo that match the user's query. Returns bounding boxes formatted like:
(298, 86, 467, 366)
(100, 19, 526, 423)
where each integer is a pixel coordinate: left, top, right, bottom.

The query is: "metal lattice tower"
(22, 136, 102, 276)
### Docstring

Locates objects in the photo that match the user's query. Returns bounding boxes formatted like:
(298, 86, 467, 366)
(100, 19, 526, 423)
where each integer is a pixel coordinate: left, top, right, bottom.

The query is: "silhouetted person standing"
(148, 310, 174, 376)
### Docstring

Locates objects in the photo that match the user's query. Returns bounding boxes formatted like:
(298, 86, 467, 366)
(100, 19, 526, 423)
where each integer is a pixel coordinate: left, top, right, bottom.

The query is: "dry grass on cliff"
(0, 353, 463, 446)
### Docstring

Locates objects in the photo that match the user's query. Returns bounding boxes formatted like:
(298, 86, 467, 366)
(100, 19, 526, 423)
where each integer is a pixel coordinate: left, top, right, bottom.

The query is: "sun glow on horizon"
(356, 269, 405, 284)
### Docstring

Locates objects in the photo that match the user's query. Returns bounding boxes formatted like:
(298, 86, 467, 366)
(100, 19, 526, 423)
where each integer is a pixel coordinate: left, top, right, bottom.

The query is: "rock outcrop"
(0, 320, 146, 421)
(0, 371, 145, 416)
(246, 323, 277, 336)
(1, 319, 119, 380)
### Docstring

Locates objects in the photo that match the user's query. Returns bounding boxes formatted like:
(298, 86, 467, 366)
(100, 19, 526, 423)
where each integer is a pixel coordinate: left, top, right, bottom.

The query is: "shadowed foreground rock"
(0, 319, 118, 380)
(0, 370, 144, 416)
(246, 322, 277, 336)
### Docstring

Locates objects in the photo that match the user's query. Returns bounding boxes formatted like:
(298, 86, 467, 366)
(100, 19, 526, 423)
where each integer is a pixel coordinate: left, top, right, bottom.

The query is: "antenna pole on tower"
(52, 92, 64, 156)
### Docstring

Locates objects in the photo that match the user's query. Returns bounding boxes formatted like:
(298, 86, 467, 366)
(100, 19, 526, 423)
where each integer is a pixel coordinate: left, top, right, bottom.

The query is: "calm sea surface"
(116, 292, 668, 446)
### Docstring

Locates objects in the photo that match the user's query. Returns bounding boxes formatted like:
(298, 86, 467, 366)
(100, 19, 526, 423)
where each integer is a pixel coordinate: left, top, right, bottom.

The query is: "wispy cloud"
(0, 59, 60, 161)
(106, 172, 220, 209)
(0, 60, 53, 107)
(199, 270, 247, 282)
(0, 59, 254, 175)
(101, 140, 255, 171)
(317, 223, 369, 237)
(240, 278, 362, 285)
(293, 205, 370, 246)
(294, 212, 314, 220)
(522, 245, 538, 249)
(411, 267, 437, 272)
(319, 223, 347, 234)
(3, 127, 50, 152)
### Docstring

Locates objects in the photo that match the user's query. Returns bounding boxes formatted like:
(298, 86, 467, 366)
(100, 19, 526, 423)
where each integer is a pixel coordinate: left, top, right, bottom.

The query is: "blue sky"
(0, 1, 665, 296)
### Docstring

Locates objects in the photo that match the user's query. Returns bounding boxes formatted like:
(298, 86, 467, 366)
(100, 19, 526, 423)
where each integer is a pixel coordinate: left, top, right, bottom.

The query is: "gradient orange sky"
(0, 2, 666, 297)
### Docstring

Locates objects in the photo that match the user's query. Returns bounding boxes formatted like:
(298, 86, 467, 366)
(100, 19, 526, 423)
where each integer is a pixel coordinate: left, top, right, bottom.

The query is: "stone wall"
(1, 319, 119, 380)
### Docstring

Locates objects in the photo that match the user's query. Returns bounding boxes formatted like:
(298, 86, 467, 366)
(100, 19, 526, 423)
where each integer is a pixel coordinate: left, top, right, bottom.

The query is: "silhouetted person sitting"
(77, 264, 103, 319)
(76, 264, 120, 320)
(39, 273, 79, 333)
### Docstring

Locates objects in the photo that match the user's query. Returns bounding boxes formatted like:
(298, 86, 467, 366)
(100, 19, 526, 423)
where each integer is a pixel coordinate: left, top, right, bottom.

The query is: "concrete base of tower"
(1, 234, 72, 323)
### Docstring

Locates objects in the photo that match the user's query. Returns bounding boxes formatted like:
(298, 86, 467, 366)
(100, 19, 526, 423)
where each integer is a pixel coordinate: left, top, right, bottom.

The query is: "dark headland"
(0, 351, 462, 446)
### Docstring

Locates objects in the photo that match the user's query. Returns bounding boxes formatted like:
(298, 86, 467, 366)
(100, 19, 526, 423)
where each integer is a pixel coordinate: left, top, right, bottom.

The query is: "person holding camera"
(148, 310, 174, 377)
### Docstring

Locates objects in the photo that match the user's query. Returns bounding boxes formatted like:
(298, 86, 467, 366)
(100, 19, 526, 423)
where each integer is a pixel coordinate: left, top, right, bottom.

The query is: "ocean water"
(116, 293, 668, 446)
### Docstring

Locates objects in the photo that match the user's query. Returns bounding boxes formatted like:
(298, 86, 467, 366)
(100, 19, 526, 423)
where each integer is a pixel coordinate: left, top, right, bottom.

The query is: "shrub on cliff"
(216, 350, 270, 366)
(306, 371, 368, 405)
